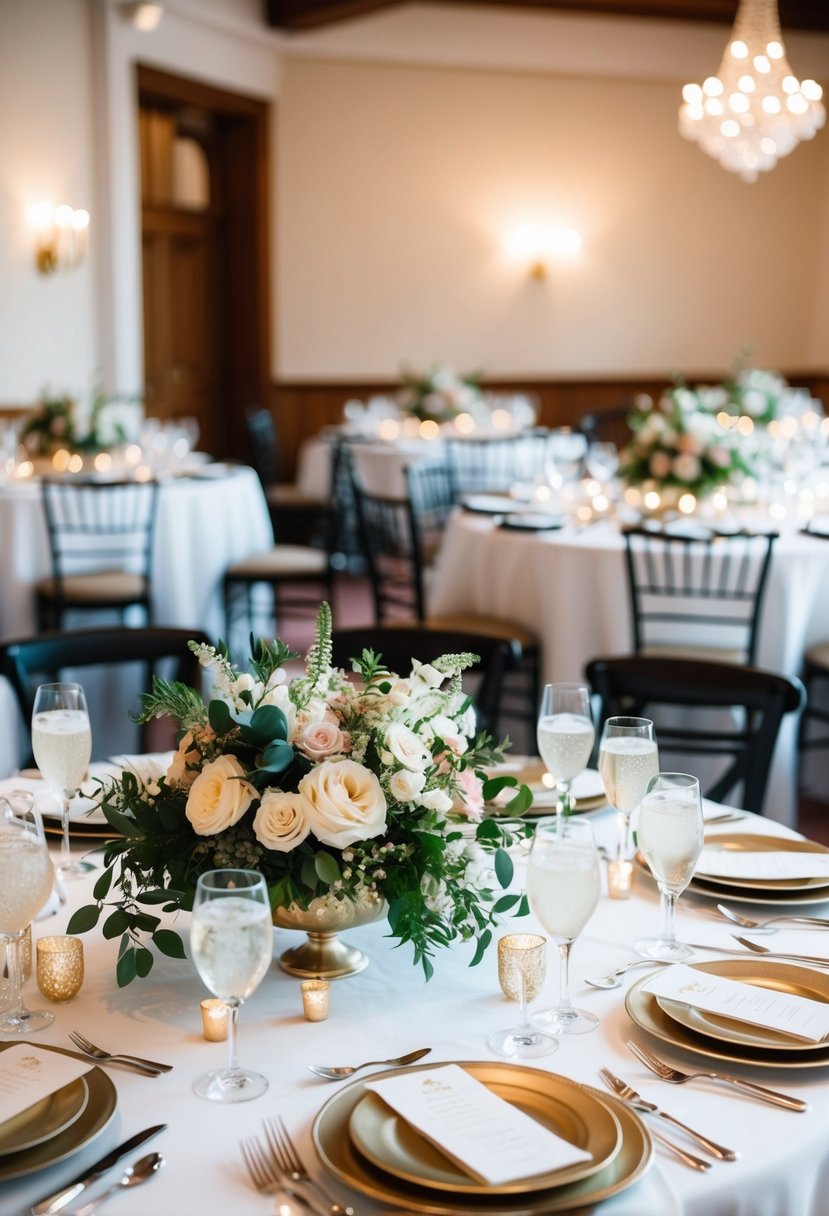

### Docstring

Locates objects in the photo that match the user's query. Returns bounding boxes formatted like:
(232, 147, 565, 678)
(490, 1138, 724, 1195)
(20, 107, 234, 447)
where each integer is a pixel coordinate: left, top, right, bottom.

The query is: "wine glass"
(585, 441, 619, 486)
(536, 683, 595, 822)
(635, 773, 704, 961)
(487, 933, 557, 1060)
(546, 428, 588, 486)
(32, 683, 93, 879)
(190, 868, 274, 1103)
(598, 716, 658, 870)
(0, 796, 55, 1033)
(528, 817, 601, 1035)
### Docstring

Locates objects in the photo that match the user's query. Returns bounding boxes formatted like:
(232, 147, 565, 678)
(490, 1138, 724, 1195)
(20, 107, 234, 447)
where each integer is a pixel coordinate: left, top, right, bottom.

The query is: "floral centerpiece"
(69, 604, 533, 986)
(619, 385, 756, 500)
(20, 390, 141, 456)
(397, 364, 487, 425)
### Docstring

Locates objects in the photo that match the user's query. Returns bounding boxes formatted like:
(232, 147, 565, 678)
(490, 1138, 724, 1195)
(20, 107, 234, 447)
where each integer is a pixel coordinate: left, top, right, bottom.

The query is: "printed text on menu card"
(0, 1046, 91, 1124)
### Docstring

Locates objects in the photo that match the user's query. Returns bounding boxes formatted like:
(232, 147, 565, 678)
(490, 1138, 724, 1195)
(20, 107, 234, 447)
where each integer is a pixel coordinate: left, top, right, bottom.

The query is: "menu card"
(365, 1064, 592, 1185)
(0, 1046, 91, 1125)
(696, 847, 829, 881)
(644, 964, 829, 1043)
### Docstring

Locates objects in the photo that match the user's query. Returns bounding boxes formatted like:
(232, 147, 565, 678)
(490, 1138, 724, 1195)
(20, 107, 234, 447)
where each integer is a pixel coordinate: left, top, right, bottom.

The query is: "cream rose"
(419, 788, 454, 814)
(299, 759, 387, 848)
(185, 755, 257, 836)
(297, 720, 349, 761)
(166, 727, 213, 790)
(428, 714, 468, 755)
(384, 723, 431, 772)
(253, 790, 311, 852)
(389, 768, 426, 802)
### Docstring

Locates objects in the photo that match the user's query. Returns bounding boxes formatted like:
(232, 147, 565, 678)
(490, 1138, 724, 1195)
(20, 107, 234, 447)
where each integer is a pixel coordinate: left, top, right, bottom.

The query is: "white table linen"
(298, 435, 442, 498)
(429, 513, 829, 824)
(2, 796, 829, 1216)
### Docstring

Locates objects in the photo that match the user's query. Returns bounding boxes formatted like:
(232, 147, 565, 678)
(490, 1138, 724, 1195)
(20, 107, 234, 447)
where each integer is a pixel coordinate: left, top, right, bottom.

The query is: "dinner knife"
(30, 1124, 167, 1216)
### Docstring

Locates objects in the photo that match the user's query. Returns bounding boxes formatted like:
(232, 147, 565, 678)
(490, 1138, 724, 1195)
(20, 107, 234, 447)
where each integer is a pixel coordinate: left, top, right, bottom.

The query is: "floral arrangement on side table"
(397, 365, 487, 425)
(69, 604, 533, 985)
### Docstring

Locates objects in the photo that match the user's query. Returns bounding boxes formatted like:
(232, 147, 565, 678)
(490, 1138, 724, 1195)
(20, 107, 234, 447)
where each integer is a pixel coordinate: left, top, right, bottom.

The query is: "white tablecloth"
(0, 468, 273, 775)
(428, 513, 829, 825)
(2, 799, 829, 1216)
(298, 435, 442, 498)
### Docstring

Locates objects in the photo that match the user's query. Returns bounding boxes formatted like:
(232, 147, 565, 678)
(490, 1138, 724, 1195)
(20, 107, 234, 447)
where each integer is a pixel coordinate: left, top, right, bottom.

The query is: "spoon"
(309, 1047, 431, 1080)
(71, 1152, 164, 1216)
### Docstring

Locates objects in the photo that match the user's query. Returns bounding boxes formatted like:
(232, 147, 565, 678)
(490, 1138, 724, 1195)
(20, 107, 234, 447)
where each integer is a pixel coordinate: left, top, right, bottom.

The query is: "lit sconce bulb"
(31, 201, 90, 274)
(678, 493, 697, 514)
(506, 220, 582, 280)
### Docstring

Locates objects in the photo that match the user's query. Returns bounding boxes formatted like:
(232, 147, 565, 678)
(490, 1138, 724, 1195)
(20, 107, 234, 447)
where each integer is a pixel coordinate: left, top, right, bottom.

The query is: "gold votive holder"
(200, 998, 229, 1042)
(36, 935, 84, 1002)
(301, 979, 330, 1022)
(496, 933, 546, 1002)
(607, 859, 634, 900)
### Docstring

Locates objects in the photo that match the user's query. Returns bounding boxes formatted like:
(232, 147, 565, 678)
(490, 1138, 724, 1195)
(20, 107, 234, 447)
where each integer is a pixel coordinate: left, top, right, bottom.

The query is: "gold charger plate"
(626, 961, 829, 1069)
(312, 1061, 653, 1215)
(488, 761, 606, 817)
(0, 1045, 116, 1181)
(0, 1077, 88, 1157)
(346, 1070, 621, 1196)
(633, 850, 829, 908)
(694, 834, 829, 892)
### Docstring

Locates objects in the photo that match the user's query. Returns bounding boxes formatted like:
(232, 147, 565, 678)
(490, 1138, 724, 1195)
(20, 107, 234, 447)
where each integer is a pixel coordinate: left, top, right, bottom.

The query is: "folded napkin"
(696, 847, 829, 882)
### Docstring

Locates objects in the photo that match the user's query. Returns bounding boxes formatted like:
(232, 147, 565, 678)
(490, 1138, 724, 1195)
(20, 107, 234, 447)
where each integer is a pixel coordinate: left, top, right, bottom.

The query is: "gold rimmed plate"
(347, 1070, 621, 1196)
(313, 1061, 652, 1215)
(694, 834, 829, 892)
(633, 850, 829, 908)
(626, 961, 829, 1069)
(0, 1045, 116, 1181)
(488, 762, 606, 817)
(0, 1077, 88, 1157)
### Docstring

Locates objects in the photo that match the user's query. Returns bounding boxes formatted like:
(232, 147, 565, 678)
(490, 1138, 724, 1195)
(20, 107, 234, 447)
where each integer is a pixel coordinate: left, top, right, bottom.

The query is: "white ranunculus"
(419, 788, 454, 813)
(253, 790, 311, 852)
(384, 722, 431, 771)
(389, 768, 426, 802)
(185, 755, 256, 836)
(299, 759, 387, 848)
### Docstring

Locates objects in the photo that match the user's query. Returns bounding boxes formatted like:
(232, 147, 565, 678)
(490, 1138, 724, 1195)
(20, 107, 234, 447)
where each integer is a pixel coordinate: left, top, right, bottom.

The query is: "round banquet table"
(0, 466, 273, 776)
(2, 793, 829, 1216)
(428, 511, 829, 825)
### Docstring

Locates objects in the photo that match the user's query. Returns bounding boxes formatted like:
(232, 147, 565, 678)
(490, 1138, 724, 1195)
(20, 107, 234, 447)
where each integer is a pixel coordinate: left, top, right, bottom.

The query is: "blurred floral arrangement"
(397, 365, 487, 424)
(20, 391, 142, 456)
(69, 603, 532, 985)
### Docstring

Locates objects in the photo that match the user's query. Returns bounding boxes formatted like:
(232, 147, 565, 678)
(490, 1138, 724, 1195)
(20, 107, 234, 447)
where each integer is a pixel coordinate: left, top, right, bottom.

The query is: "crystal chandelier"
(679, 0, 825, 183)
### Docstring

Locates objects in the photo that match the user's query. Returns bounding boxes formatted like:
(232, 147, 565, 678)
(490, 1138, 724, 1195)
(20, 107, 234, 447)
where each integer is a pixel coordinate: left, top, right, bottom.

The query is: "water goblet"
(0, 797, 55, 1033)
(190, 868, 274, 1102)
(598, 716, 658, 877)
(31, 683, 93, 879)
(635, 773, 704, 961)
(585, 441, 619, 486)
(528, 817, 601, 1035)
(487, 933, 557, 1060)
(536, 683, 595, 823)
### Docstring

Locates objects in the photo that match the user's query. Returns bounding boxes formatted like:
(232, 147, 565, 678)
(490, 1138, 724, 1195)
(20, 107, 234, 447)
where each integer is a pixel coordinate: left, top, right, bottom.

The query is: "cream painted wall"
(0, 0, 97, 401)
(277, 55, 828, 380)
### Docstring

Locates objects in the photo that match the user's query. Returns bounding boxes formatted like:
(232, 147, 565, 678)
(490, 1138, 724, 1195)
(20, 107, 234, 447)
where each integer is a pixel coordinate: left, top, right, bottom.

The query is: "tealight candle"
(200, 998, 229, 1041)
(607, 859, 634, 901)
(36, 936, 84, 1001)
(301, 979, 330, 1022)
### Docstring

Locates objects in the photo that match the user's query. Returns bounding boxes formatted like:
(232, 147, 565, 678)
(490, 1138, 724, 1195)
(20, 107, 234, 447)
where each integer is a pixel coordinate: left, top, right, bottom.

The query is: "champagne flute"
(0, 796, 55, 1033)
(598, 716, 658, 868)
(528, 817, 601, 1035)
(487, 933, 557, 1060)
(31, 683, 93, 879)
(536, 683, 595, 821)
(635, 773, 704, 961)
(190, 868, 273, 1102)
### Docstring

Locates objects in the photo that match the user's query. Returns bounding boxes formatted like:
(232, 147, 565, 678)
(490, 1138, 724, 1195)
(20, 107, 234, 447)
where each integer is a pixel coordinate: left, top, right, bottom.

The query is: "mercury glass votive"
(200, 998, 229, 1042)
(301, 979, 330, 1022)
(496, 933, 546, 1003)
(36, 936, 84, 1002)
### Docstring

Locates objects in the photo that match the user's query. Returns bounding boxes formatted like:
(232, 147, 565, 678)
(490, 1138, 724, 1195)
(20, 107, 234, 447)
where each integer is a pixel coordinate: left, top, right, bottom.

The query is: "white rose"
(427, 714, 468, 755)
(389, 768, 426, 802)
(253, 790, 311, 852)
(410, 659, 443, 689)
(384, 723, 431, 771)
(419, 788, 454, 813)
(185, 755, 256, 836)
(258, 683, 297, 740)
(387, 679, 412, 707)
(299, 759, 387, 848)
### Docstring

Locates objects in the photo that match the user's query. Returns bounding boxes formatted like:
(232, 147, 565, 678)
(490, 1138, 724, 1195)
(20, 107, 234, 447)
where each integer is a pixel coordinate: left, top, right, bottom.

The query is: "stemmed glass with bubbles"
(190, 869, 274, 1103)
(598, 716, 659, 868)
(528, 817, 601, 1035)
(32, 683, 93, 879)
(536, 683, 595, 823)
(635, 773, 704, 961)
(0, 794, 55, 1033)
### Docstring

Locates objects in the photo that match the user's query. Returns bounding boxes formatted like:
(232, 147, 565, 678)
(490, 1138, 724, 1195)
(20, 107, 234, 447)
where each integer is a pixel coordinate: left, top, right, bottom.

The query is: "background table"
(2, 801, 827, 1216)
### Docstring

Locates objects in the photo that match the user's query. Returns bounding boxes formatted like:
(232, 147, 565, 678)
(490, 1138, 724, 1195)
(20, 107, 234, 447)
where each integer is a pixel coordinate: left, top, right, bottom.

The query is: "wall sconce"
(31, 203, 89, 275)
(119, 2, 164, 31)
(505, 221, 582, 281)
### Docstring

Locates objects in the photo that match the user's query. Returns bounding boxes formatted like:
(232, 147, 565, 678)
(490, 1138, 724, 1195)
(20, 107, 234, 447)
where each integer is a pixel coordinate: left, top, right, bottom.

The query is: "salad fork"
(240, 1137, 315, 1214)
(626, 1039, 808, 1111)
(598, 1068, 738, 1160)
(68, 1030, 173, 1073)
(717, 904, 829, 933)
(263, 1118, 354, 1216)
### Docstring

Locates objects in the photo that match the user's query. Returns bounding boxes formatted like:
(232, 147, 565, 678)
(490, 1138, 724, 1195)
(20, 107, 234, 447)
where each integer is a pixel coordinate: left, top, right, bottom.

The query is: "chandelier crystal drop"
(679, 0, 825, 183)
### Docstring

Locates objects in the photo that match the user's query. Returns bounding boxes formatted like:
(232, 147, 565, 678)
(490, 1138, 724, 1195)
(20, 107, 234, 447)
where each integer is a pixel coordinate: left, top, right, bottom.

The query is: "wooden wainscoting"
(270, 371, 829, 478)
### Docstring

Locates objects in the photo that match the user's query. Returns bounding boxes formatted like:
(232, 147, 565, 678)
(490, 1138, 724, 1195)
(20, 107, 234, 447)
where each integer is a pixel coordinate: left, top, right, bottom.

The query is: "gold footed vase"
(273, 890, 386, 979)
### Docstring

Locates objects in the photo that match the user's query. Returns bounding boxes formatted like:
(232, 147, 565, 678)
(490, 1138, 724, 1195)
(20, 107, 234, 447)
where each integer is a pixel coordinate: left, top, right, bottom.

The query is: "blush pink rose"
(297, 720, 350, 761)
(451, 768, 485, 820)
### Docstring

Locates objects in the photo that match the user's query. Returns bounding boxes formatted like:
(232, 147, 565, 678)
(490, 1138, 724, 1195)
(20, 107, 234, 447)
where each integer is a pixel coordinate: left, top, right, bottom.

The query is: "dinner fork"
(240, 1137, 315, 1214)
(716, 904, 829, 933)
(598, 1068, 738, 1160)
(263, 1118, 355, 1216)
(626, 1039, 808, 1111)
(68, 1031, 173, 1074)
(730, 936, 829, 967)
